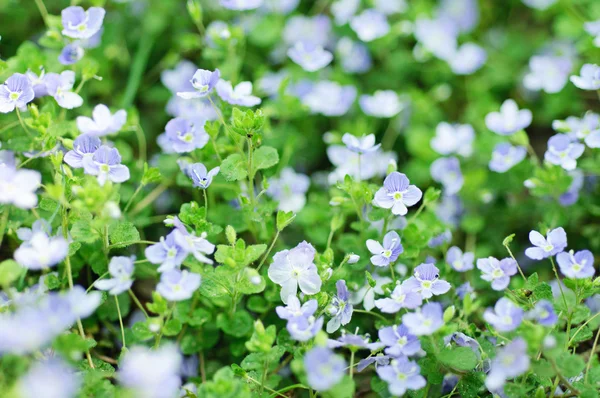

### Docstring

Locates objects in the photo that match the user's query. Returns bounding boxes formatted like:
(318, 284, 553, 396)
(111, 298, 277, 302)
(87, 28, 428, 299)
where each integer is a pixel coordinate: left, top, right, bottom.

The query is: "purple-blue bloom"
(570, 64, 600, 90)
(268, 241, 322, 303)
(446, 246, 474, 272)
(45, 71, 83, 109)
(376, 356, 426, 396)
(287, 314, 324, 341)
(14, 231, 68, 270)
(157, 269, 201, 301)
(544, 134, 584, 171)
(174, 230, 215, 264)
(94, 255, 136, 295)
(160, 118, 209, 153)
(61, 6, 105, 39)
(366, 231, 403, 267)
(287, 41, 333, 72)
(0, 165, 42, 209)
(444, 332, 481, 358)
(485, 338, 530, 391)
(336, 37, 372, 74)
(350, 9, 390, 42)
(0, 73, 35, 113)
(523, 55, 571, 94)
(359, 90, 404, 118)
(525, 227, 567, 260)
(326, 280, 353, 333)
(76, 104, 127, 136)
(328, 333, 384, 350)
(220, 0, 263, 10)
(177, 69, 220, 99)
(145, 231, 188, 272)
(431, 122, 475, 157)
(489, 143, 527, 173)
(477, 256, 517, 291)
(266, 167, 310, 212)
(182, 162, 220, 189)
(283, 15, 331, 48)
(58, 43, 84, 65)
(485, 99, 532, 136)
(556, 249, 595, 279)
(379, 324, 421, 357)
(373, 172, 422, 216)
(342, 133, 380, 154)
(456, 281, 474, 299)
(301, 81, 356, 116)
(430, 157, 464, 195)
(404, 263, 451, 299)
(25, 69, 48, 98)
(375, 281, 423, 313)
(448, 43, 487, 75)
(304, 347, 346, 391)
(414, 17, 458, 60)
(483, 298, 523, 332)
(402, 302, 444, 335)
(559, 170, 584, 206)
(276, 295, 317, 320)
(585, 20, 600, 47)
(527, 299, 558, 326)
(84, 145, 130, 186)
(216, 80, 261, 107)
(19, 358, 80, 398)
(64, 134, 101, 169)
(428, 230, 452, 248)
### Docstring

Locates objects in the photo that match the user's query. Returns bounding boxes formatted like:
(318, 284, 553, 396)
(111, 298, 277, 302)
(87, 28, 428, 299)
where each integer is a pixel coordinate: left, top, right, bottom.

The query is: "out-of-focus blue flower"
(95, 255, 135, 295)
(76, 104, 126, 137)
(428, 230, 452, 248)
(544, 134, 584, 171)
(177, 69, 220, 99)
(342, 133, 380, 154)
(456, 281, 474, 299)
(302, 81, 356, 116)
(414, 18, 458, 60)
(14, 231, 68, 270)
(376, 356, 426, 396)
(553, 112, 600, 142)
(157, 269, 201, 301)
(373, 172, 422, 216)
(182, 162, 220, 189)
(268, 241, 322, 303)
(527, 299, 558, 326)
(276, 295, 317, 320)
(174, 230, 215, 264)
(438, 0, 479, 33)
(58, 43, 84, 65)
(489, 143, 527, 173)
(374, 0, 407, 15)
(159, 118, 209, 153)
(0, 165, 41, 209)
(570, 64, 600, 90)
(61, 6, 105, 39)
(477, 256, 517, 291)
(16, 220, 52, 242)
(430, 157, 464, 195)
(522, 0, 556, 9)
(435, 195, 463, 227)
(288, 41, 333, 72)
(448, 43, 486, 75)
(162, 60, 197, 93)
(216, 80, 261, 106)
(350, 274, 391, 311)
(444, 332, 481, 358)
(357, 353, 390, 372)
(404, 263, 451, 299)
(483, 298, 523, 332)
(220, 0, 263, 10)
(326, 280, 353, 333)
(366, 230, 403, 267)
(19, 358, 80, 398)
(557, 249, 595, 279)
(525, 227, 567, 260)
(257, 70, 288, 97)
(287, 314, 324, 341)
(402, 302, 444, 335)
(350, 9, 390, 42)
(0, 73, 35, 113)
(523, 55, 571, 94)
(331, 0, 359, 25)
(431, 122, 475, 157)
(25, 69, 48, 98)
(84, 145, 130, 186)
(485, 99, 532, 136)
(379, 324, 421, 357)
(359, 90, 404, 118)
(118, 345, 182, 398)
(446, 246, 474, 272)
(584, 20, 600, 47)
(304, 347, 346, 391)
(328, 332, 384, 350)
(145, 230, 188, 272)
(559, 169, 584, 206)
(266, 167, 310, 212)
(336, 37, 372, 74)
(283, 15, 331, 48)
(263, 0, 299, 14)
(327, 145, 396, 183)
(45, 71, 83, 109)
(375, 281, 423, 313)
(485, 338, 530, 391)
(64, 135, 101, 170)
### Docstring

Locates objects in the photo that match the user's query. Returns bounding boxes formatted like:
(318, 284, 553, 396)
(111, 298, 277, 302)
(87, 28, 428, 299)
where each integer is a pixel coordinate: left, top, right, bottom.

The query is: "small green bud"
(443, 305, 456, 323)
(186, 0, 203, 25)
(225, 225, 236, 245)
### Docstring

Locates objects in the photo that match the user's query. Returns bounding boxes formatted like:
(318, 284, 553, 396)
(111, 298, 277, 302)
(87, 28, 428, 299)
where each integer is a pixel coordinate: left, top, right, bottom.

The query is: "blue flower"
(556, 249, 595, 279)
(402, 302, 444, 335)
(403, 263, 451, 299)
(182, 162, 220, 189)
(379, 324, 421, 357)
(19, 358, 80, 398)
(326, 280, 353, 333)
(61, 6, 105, 39)
(430, 157, 464, 195)
(177, 69, 220, 99)
(304, 347, 346, 391)
(485, 99, 532, 136)
(342, 133, 380, 154)
(350, 9, 390, 42)
(64, 134, 101, 169)
(0, 165, 42, 209)
(359, 90, 404, 118)
(0, 73, 35, 113)
(366, 231, 403, 267)
(301, 81, 356, 116)
(375, 281, 423, 313)
(428, 230, 452, 248)
(84, 146, 130, 186)
(544, 133, 585, 171)
(446, 246, 474, 272)
(94, 256, 136, 295)
(157, 269, 201, 301)
(58, 43, 84, 65)
(448, 43, 487, 75)
(160, 118, 209, 153)
(25, 69, 48, 98)
(44, 71, 83, 109)
(431, 122, 475, 157)
(489, 143, 527, 173)
(526, 300, 558, 326)
(288, 41, 333, 72)
(174, 229, 215, 265)
(477, 256, 517, 291)
(414, 17, 458, 60)
(584, 20, 600, 47)
(525, 227, 567, 260)
(523, 55, 571, 94)
(283, 15, 331, 48)
(373, 172, 422, 216)
(220, 0, 263, 10)
(336, 37, 372, 74)
(287, 314, 324, 341)
(456, 281, 474, 299)
(376, 356, 426, 396)
(266, 167, 310, 212)
(483, 298, 523, 332)
(570, 64, 600, 90)
(276, 295, 317, 320)
(216, 80, 261, 107)
(14, 231, 68, 270)
(76, 104, 127, 137)
(331, 0, 360, 25)
(145, 231, 188, 272)
(485, 338, 530, 391)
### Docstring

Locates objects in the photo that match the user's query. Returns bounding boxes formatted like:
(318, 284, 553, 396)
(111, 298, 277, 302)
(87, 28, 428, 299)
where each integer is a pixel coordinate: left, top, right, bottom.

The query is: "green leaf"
(366, 271, 376, 288)
(423, 187, 441, 204)
(217, 310, 253, 337)
(71, 221, 100, 244)
(437, 347, 478, 371)
(556, 352, 585, 378)
(533, 282, 553, 301)
(221, 154, 248, 181)
(0, 259, 24, 286)
(108, 222, 140, 248)
(276, 210, 296, 231)
(163, 319, 183, 336)
(147, 291, 169, 315)
(142, 163, 162, 185)
(252, 146, 279, 172)
(457, 372, 485, 398)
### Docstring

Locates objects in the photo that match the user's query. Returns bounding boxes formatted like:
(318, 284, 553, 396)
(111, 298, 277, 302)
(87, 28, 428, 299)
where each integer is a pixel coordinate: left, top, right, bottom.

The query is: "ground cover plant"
(2, 0, 600, 397)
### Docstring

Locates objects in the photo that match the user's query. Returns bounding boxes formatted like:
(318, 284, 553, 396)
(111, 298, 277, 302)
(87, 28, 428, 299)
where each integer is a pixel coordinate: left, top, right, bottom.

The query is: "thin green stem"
(124, 183, 144, 213)
(15, 108, 32, 138)
(246, 375, 287, 398)
(270, 384, 309, 397)
(389, 263, 396, 282)
(33, 0, 51, 28)
(115, 295, 126, 350)
(107, 240, 156, 250)
(257, 230, 280, 271)
(134, 125, 147, 167)
(504, 243, 526, 280)
(0, 206, 9, 249)
(568, 311, 600, 345)
(86, 271, 109, 293)
(128, 289, 149, 318)
(349, 350, 355, 379)
(203, 188, 208, 217)
(353, 309, 387, 322)
(130, 183, 170, 216)
(585, 326, 600, 383)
